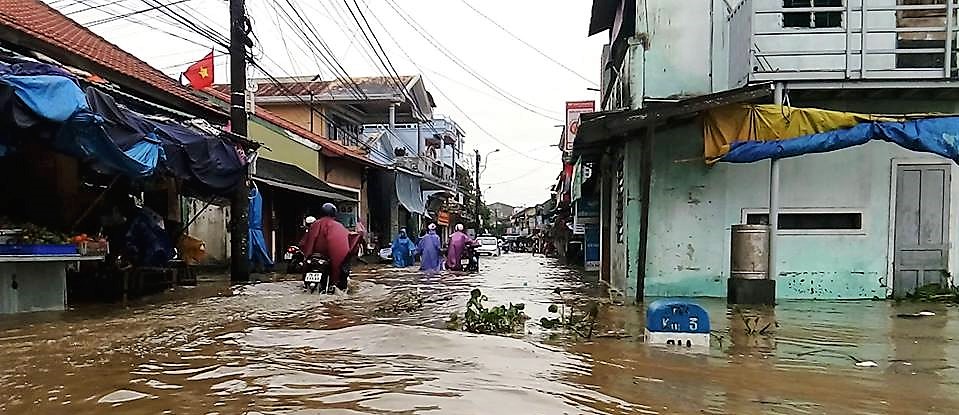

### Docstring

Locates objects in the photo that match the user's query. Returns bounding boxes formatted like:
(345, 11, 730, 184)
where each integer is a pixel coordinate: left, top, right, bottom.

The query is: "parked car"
(474, 236, 501, 256)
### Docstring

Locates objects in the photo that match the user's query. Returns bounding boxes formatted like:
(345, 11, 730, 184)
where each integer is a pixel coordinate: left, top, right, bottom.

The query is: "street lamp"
(479, 148, 500, 175)
(475, 148, 499, 231)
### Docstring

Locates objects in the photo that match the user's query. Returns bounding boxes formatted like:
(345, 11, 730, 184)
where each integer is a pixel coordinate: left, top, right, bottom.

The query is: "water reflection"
(1, 254, 959, 414)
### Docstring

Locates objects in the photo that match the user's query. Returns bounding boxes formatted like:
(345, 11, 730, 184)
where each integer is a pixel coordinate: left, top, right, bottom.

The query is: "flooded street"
(2, 254, 959, 414)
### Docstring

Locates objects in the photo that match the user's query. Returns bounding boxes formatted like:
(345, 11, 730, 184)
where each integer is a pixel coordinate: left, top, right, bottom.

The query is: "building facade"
(579, 0, 959, 301)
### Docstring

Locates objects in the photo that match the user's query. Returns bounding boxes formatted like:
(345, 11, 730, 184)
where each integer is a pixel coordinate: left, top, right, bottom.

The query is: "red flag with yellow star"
(183, 51, 214, 89)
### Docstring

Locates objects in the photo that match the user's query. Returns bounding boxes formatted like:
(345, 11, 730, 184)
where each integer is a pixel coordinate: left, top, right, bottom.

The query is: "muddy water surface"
(2, 254, 959, 414)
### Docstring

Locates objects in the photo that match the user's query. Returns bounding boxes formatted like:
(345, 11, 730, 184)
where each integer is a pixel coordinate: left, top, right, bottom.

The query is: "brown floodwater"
(1, 254, 959, 414)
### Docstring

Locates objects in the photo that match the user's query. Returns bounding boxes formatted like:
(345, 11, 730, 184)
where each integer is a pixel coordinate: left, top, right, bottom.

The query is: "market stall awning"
(572, 82, 774, 160)
(395, 170, 426, 215)
(719, 116, 959, 164)
(0, 62, 249, 194)
(703, 103, 959, 164)
(253, 158, 357, 202)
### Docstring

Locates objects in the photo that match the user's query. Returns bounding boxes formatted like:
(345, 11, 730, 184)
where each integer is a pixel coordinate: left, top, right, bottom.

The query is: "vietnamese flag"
(183, 51, 214, 89)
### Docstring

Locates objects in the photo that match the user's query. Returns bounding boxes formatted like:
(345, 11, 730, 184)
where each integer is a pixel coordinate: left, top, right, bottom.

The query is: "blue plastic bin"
(0, 244, 78, 256)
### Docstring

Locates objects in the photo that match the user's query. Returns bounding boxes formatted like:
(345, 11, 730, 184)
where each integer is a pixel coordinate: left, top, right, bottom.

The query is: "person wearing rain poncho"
(416, 223, 443, 272)
(391, 228, 416, 267)
(445, 223, 472, 271)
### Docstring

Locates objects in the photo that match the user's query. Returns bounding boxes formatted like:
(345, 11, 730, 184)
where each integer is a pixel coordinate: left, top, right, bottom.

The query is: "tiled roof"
(213, 75, 415, 100)
(205, 89, 381, 168)
(0, 0, 225, 119)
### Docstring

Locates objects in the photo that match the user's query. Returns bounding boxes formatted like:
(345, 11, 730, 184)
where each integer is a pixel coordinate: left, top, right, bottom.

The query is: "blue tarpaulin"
(56, 112, 161, 177)
(395, 171, 426, 215)
(0, 61, 86, 123)
(248, 186, 274, 268)
(0, 75, 87, 122)
(0, 61, 247, 192)
(721, 117, 959, 163)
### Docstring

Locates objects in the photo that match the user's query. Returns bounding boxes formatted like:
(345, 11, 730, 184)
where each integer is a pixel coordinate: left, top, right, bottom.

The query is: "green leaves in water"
(452, 288, 529, 335)
(540, 300, 600, 339)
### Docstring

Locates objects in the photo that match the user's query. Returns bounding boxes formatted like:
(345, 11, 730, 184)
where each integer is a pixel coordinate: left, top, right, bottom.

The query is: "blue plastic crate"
(0, 244, 78, 256)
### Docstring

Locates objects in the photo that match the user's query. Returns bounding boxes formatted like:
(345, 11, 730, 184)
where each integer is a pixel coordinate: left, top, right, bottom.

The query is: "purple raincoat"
(445, 231, 471, 270)
(417, 230, 443, 272)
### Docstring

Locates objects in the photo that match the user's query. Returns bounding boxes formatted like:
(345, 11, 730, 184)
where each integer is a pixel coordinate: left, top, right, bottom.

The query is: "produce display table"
(0, 255, 104, 314)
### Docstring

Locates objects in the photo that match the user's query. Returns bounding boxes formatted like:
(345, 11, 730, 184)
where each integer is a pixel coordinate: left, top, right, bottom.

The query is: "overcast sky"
(46, 0, 605, 208)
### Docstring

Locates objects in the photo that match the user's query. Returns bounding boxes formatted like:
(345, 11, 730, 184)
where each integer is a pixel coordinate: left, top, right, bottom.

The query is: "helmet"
(455, 224, 464, 231)
(319, 203, 338, 218)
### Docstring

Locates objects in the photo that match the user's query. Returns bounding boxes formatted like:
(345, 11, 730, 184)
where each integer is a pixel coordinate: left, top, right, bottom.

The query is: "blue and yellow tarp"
(703, 104, 959, 164)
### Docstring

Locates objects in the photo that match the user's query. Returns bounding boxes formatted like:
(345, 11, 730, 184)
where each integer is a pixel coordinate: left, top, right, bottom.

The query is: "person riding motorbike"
(299, 203, 351, 291)
(445, 224, 474, 271)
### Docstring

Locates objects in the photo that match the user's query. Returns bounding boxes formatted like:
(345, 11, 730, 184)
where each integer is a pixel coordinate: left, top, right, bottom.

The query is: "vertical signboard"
(585, 224, 600, 271)
(573, 190, 600, 235)
(564, 101, 596, 154)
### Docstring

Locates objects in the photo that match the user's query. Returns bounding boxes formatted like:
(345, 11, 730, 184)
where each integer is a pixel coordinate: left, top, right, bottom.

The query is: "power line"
(345, 0, 433, 128)
(381, 0, 563, 122)
(61, 0, 229, 55)
(342, 0, 446, 158)
(85, 0, 195, 27)
(456, 0, 598, 87)
(486, 164, 553, 186)
(360, 0, 553, 164)
(65, 0, 137, 16)
(267, 0, 368, 99)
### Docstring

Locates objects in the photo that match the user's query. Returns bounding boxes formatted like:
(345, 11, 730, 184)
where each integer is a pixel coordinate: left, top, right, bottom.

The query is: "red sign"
(437, 211, 451, 226)
(565, 101, 595, 153)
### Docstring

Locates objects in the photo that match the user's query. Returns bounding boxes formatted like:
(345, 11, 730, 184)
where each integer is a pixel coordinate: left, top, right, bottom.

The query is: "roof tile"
(0, 0, 224, 117)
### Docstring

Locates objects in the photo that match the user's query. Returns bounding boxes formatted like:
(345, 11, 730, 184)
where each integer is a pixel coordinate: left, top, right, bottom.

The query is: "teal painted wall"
(635, 99, 959, 300)
(622, 136, 644, 301)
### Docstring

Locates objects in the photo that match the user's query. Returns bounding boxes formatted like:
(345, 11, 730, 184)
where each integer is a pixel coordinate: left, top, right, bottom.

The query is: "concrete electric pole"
(474, 148, 481, 231)
(229, 0, 250, 283)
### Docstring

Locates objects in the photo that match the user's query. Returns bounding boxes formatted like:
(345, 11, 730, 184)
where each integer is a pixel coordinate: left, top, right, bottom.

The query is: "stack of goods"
(71, 234, 109, 256)
(0, 218, 76, 255)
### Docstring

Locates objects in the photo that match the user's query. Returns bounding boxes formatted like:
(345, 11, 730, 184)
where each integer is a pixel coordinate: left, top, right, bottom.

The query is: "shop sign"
(564, 101, 596, 153)
(437, 210, 450, 226)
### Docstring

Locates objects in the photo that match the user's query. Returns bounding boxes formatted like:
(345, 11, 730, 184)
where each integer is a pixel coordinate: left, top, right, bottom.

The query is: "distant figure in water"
(445, 223, 471, 271)
(391, 228, 416, 267)
(417, 223, 443, 272)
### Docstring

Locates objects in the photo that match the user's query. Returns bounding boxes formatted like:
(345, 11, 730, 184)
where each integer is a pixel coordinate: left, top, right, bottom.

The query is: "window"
(783, 0, 843, 29)
(743, 209, 864, 233)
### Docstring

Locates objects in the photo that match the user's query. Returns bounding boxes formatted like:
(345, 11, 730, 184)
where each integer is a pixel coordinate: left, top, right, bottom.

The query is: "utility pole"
(474, 148, 481, 231)
(229, 0, 250, 283)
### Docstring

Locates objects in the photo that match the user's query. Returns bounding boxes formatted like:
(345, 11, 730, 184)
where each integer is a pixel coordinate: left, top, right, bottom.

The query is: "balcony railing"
(730, 0, 959, 86)
(395, 155, 456, 189)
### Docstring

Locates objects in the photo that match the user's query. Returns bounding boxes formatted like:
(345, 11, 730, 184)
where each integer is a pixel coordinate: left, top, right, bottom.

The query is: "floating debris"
(896, 311, 936, 319)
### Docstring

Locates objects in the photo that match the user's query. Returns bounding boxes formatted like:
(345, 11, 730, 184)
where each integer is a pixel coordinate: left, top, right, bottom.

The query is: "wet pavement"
(2, 254, 959, 414)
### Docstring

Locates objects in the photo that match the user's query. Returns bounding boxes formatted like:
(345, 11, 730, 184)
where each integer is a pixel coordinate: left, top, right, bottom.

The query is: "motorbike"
(284, 245, 305, 274)
(378, 244, 393, 263)
(302, 254, 333, 294)
(461, 243, 480, 273)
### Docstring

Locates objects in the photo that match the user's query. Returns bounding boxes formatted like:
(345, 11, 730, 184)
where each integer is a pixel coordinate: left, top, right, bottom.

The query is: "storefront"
(252, 158, 358, 262)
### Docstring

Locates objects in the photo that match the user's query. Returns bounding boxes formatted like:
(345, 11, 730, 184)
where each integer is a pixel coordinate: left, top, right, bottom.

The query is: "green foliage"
(539, 299, 600, 339)
(458, 288, 529, 335)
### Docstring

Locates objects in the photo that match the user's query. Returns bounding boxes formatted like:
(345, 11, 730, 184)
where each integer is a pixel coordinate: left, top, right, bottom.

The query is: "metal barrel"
(730, 224, 770, 280)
